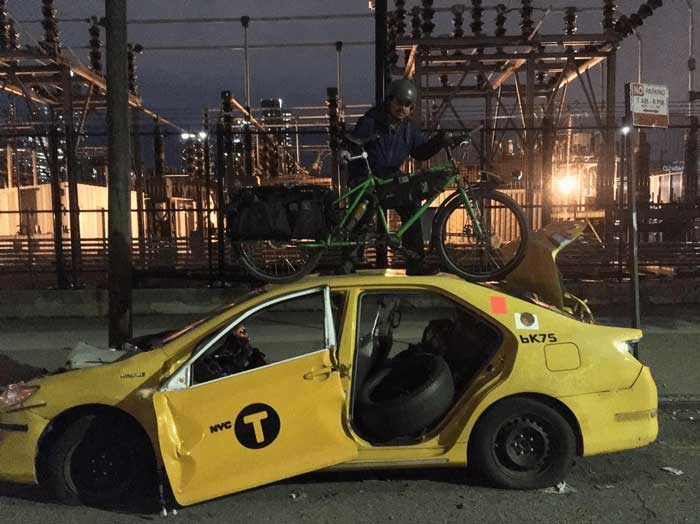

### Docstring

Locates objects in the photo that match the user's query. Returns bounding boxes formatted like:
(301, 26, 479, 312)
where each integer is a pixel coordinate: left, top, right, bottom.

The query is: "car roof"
(266, 269, 471, 293)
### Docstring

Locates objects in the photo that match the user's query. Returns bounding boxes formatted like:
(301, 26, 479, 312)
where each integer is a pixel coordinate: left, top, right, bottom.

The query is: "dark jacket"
(350, 104, 443, 179)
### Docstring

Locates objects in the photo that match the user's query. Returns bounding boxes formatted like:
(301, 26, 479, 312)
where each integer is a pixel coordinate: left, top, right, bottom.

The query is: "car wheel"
(358, 353, 454, 441)
(469, 397, 576, 490)
(43, 414, 156, 507)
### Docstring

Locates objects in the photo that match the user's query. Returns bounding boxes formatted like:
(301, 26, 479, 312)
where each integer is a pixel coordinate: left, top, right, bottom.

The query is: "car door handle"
(304, 365, 333, 381)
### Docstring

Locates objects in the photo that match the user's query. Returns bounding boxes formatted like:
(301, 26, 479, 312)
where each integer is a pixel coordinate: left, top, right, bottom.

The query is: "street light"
(621, 125, 632, 135)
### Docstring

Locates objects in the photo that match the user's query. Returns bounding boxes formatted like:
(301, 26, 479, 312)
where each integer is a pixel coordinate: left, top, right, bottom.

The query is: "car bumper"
(562, 366, 658, 456)
(0, 409, 48, 484)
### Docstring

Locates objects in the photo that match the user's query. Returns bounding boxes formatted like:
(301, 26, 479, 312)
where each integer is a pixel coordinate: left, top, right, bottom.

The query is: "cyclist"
(349, 78, 446, 275)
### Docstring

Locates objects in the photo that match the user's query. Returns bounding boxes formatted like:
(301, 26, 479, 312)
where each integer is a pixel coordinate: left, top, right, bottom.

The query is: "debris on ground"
(595, 484, 616, 490)
(671, 409, 700, 422)
(289, 490, 307, 501)
(661, 466, 684, 476)
(543, 481, 577, 494)
(456, 503, 465, 509)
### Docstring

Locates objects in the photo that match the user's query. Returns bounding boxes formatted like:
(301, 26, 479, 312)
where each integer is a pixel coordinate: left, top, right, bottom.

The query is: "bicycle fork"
(457, 186, 488, 243)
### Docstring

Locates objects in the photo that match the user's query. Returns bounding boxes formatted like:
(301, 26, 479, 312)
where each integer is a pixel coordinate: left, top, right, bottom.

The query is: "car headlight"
(0, 384, 40, 411)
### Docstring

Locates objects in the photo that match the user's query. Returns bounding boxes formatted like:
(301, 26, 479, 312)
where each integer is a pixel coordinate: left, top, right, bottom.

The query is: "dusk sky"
(6, 1, 696, 128)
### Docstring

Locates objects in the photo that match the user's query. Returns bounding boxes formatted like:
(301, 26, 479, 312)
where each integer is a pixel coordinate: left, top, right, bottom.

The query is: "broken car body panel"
(153, 350, 357, 506)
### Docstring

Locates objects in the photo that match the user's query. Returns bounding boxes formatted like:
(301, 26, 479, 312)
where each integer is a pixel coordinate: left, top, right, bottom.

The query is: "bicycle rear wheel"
(435, 190, 528, 281)
(235, 240, 323, 284)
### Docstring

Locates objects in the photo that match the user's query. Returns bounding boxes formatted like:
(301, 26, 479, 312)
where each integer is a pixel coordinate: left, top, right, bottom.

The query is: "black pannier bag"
(375, 170, 449, 208)
(227, 185, 333, 241)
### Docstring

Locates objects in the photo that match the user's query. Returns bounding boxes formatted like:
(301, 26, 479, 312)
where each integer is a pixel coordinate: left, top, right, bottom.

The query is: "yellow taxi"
(0, 270, 658, 508)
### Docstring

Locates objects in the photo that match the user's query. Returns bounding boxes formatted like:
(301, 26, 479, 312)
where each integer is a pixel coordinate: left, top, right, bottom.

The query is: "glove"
(441, 131, 472, 148)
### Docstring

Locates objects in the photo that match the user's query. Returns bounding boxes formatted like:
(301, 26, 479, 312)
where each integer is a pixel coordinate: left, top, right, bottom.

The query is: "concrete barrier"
(0, 278, 698, 319)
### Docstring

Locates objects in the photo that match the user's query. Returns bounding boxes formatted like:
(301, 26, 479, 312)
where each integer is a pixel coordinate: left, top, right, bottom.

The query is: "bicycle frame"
(304, 157, 488, 251)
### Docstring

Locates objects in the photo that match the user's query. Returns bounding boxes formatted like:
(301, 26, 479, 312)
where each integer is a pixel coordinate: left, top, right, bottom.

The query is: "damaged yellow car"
(0, 263, 657, 508)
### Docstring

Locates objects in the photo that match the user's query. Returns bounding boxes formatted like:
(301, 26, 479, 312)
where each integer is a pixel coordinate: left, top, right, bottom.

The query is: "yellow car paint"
(0, 270, 658, 505)
(154, 349, 357, 506)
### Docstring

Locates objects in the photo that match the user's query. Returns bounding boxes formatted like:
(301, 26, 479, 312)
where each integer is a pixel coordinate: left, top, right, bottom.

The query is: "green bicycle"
(231, 136, 529, 284)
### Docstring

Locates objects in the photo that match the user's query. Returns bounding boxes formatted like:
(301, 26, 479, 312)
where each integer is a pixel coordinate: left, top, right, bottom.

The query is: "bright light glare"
(181, 133, 193, 140)
(558, 176, 576, 194)
(198, 131, 208, 140)
(621, 125, 631, 135)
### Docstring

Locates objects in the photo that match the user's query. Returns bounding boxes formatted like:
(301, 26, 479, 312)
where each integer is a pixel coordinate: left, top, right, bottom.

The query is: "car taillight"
(0, 384, 39, 410)
(614, 339, 640, 355)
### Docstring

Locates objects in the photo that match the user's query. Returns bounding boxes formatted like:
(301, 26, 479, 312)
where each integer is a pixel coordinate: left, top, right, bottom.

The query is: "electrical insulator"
(0, 0, 9, 50)
(614, 15, 634, 37)
(520, 0, 534, 38)
(221, 91, 234, 113)
(194, 141, 205, 177)
(41, 0, 60, 55)
(537, 72, 547, 85)
(495, 4, 507, 53)
(471, 0, 483, 36)
(326, 87, 340, 154)
(451, 5, 465, 39)
(394, 0, 406, 39)
(7, 17, 17, 50)
(88, 18, 102, 74)
(182, 140, 196, 175)
(631, 0, 663, 28)
(410, 6, 422, 39)
(387, 11, 399, 68)
(420, 0, 435, 38)
(471, 0, 484, 54)
(127, 43, 143, 96)
(564, 7, 577, 36)
(602, 0, 617, 32)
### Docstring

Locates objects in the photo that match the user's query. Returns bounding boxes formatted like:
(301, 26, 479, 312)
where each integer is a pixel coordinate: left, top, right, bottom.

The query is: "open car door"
(152, 287, 357, 506)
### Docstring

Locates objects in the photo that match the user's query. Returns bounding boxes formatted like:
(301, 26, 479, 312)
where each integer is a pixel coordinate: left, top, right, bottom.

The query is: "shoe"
(336, 259, 356, 275)
(405, 262, 440, 276)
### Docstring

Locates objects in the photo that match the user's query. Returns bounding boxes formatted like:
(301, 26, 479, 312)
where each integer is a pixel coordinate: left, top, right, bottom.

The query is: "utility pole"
(106, 0, 132, 347)
(374, 0, 388, 268)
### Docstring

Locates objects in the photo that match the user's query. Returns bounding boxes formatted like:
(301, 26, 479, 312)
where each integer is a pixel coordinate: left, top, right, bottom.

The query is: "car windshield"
(144, 286, 270, 348)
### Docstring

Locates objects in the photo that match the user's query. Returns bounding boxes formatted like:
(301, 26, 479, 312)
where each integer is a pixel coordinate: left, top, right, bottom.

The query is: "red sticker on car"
(490, 296, 507, 314)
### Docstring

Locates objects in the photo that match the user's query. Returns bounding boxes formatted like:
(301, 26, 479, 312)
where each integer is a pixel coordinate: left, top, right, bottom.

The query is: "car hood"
(11, 348, 174, 419)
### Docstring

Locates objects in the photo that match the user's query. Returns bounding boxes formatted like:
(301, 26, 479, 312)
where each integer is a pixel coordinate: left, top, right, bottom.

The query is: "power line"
(16, 5, 607, 25)
(69, 41, 373, 51)
(17, 13, 374, 25)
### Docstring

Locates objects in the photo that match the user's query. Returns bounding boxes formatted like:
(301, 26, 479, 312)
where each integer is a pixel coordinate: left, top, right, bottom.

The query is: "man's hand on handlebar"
(439, 130, 473, 149)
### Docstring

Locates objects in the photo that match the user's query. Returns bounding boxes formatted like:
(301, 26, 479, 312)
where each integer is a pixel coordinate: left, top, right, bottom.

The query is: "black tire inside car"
(357, 353, 455, 441)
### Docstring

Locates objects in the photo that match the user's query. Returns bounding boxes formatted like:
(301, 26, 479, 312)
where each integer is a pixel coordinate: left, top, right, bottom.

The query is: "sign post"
(624, 83, 670, 357)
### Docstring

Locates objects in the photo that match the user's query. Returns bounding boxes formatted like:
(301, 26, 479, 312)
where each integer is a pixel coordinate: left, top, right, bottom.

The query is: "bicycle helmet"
(388, 78, 417, 104)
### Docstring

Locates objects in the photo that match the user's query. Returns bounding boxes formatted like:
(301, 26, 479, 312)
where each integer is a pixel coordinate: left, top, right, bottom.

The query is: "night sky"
(6, 1, 696, 128)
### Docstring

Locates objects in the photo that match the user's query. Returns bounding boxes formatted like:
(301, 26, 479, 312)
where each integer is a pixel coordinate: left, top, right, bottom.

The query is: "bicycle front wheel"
(235, 239, 323, 284)
(435, 190, 529, 281)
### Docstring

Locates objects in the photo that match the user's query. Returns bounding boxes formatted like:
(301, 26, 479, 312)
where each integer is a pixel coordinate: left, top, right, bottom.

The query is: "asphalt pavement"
(0, 409, 697, 523)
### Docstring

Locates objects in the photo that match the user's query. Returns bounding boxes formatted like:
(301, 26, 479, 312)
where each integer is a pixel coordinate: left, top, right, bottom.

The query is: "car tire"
(468, 397, 576, 490)
(358, 353, 454, 441)
(43, 414, 156, 508)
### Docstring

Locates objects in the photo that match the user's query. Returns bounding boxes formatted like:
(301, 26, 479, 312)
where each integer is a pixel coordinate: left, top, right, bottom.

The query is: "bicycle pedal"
(386, 235, 401, 249)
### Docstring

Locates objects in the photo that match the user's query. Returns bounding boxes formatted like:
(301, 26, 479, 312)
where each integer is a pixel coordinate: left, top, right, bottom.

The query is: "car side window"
(191, 290, 344, 385)
(353, 291, 500, 394)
